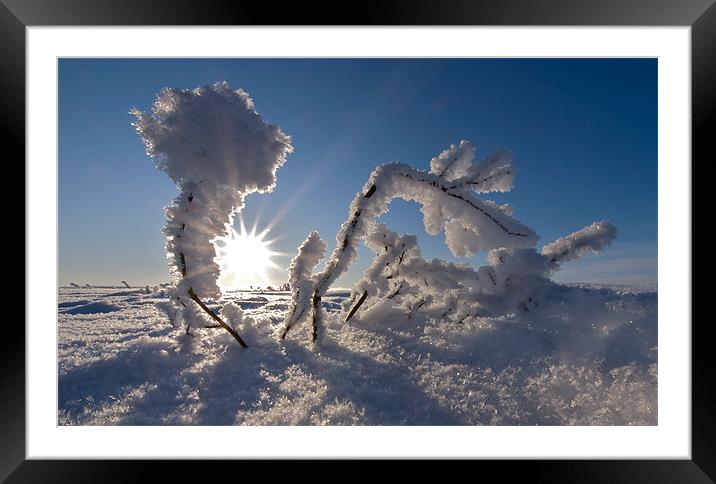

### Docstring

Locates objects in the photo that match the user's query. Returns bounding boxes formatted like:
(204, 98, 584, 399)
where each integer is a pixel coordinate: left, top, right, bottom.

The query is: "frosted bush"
(132, 82, 292, 302)
(341, 221, 616, 328)
(283, 140, 542, 340)
(133, 82, 292, 343)
(283, 140, 617, 342)
(132, 82, 291, 192)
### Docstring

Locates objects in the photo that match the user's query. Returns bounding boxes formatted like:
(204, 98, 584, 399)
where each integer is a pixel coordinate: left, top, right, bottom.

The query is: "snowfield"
(58, 284, 657, 426)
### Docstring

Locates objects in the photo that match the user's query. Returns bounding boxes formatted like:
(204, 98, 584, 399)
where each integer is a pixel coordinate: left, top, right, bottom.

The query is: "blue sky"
(58, 58, 657, 287)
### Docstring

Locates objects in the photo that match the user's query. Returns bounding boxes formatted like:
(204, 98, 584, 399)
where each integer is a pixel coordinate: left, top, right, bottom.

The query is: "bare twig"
(187, 287, 248, 348)
(386, 284, 403, 299)
(311, 294, 321, 342)
(395, 249, 406, 277)
(408, 298, 425, 319)
(344, 290, 368, 323)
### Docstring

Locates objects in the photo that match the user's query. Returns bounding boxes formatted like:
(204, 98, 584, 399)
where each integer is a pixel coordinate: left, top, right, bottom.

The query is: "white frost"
(542, 221, 617, 268)
(131, 81, 292, 192)
(282, 231, 327, 338)
(286, 140, 538, 338)
(132, 82, 293, 303)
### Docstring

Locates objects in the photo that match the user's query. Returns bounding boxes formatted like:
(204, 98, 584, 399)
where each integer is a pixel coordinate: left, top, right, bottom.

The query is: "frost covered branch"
(280, 231, 326, 340)
(343, 221, 617, 325)
(283, 140, 538, 341)
(542, 221, 617, 269)
(345, 223, 484, 324)
(133, 82, 292, 347)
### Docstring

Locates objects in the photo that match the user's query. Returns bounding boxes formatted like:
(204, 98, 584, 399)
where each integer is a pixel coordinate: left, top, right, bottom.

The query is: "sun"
(214, 218, 281, 291)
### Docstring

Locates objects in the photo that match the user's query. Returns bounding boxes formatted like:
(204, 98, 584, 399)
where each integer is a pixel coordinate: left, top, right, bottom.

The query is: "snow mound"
(63, 301, 123, 315)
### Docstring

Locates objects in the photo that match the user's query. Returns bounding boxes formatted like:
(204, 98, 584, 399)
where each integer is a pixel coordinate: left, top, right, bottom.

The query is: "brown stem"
(179, 252, 187, 277)
(280, 319, 295, 340)
(311, 294, 321, 342)
(395, 249, 405, 277)
(187, 287, 248, 348)
(344, 290, 368, 323)
(386, 284, 403, 299)
(408, 298, 425, 320)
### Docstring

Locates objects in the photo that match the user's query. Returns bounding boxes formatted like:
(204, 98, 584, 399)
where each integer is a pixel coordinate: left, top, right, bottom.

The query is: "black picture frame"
(5, 0, 709, 480)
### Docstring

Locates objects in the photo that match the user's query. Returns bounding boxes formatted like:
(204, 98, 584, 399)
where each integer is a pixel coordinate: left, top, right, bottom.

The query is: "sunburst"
(214, 217, 281, 291)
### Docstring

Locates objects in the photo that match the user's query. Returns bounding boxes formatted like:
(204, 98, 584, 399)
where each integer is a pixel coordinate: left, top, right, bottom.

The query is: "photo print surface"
(58, 58, 657, 426)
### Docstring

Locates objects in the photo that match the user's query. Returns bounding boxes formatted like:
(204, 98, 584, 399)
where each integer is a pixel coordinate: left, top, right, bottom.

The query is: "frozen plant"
(283, 140, 538, 341)
(132, 82, 293, 347)
(343, 221, 617, 325)
(283, 140, 616, 341)
(541, 221, 618, 268)
(281, 231, 327, 341)
(343, 222, 482, 324)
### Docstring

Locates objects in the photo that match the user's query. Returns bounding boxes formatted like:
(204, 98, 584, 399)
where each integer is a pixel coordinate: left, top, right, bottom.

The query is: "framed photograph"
(7, 0, 709, 479)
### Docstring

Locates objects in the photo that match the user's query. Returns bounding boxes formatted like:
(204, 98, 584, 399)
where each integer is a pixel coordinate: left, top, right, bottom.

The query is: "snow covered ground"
(58, 284, 657, 426)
